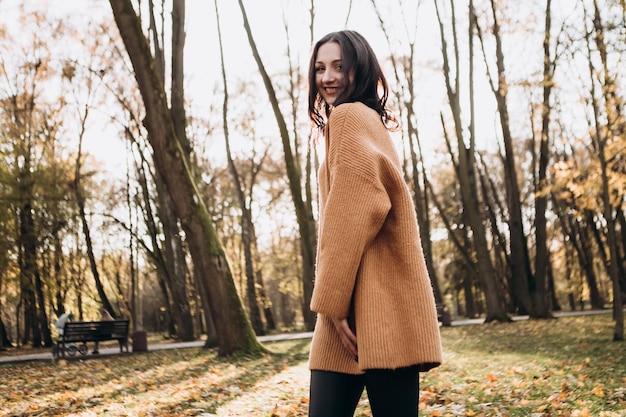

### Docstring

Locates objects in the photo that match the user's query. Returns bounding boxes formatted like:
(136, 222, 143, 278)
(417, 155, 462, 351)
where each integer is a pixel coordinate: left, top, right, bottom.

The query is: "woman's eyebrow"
(316, 58, 342, 65)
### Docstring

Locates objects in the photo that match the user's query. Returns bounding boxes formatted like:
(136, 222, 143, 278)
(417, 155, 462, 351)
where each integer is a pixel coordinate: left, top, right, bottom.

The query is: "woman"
(307, 30, 442, 417)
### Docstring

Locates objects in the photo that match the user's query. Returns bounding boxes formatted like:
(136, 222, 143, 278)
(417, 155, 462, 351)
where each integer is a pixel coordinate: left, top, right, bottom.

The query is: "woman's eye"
(316, 67, 325, 72)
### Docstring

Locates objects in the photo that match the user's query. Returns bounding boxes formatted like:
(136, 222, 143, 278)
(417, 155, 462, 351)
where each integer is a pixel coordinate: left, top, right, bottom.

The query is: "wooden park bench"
(53, 319, 130, 358)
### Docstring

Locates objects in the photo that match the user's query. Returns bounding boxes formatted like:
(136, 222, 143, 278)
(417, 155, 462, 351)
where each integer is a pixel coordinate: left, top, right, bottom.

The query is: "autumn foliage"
(0, 313, 624, 416)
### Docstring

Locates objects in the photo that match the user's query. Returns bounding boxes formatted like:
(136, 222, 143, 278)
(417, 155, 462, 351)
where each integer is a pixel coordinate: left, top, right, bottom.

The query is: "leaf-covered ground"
(1, 313, 625, 416)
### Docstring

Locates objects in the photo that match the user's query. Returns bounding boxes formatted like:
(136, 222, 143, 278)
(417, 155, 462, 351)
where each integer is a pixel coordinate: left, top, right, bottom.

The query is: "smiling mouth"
(324, 87, 339, 94)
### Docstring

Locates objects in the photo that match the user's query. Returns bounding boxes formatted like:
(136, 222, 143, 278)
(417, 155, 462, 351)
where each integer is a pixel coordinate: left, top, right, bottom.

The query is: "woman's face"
(315, 41, 349, 106)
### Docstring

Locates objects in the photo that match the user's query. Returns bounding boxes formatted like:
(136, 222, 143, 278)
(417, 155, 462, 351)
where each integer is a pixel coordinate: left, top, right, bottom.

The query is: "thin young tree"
(0, 153, 14, 348)
(369, 0, 444, 304)
(584, 0, 624, 340)
(550, 154, 606, 311)
(214, 0, 265, 335)
(236, 0, 318, 330)
(473, 0, 536, 316)
(146, 0, 196, 342)
(68, 66, 117, 319)
(435, 0, 509, 322)
(2, 59, 57, 347)
(532, 0, 557, 318)
(109, 0, 263, 355)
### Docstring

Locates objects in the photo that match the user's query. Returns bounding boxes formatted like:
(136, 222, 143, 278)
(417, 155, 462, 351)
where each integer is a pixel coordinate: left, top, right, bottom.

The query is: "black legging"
(309, 366, 420, 417)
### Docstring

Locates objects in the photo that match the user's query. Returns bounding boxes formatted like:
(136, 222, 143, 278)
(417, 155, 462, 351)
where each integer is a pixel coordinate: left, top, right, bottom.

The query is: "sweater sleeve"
(310, 104, 392, 319)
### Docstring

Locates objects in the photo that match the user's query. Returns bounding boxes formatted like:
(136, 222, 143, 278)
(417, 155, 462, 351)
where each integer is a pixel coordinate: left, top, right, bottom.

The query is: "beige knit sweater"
(309, 102, 442, 374)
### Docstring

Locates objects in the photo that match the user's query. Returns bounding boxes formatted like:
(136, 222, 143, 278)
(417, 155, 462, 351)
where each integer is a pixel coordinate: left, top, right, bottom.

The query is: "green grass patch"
(1, 314, 625, 416)
(422, 314, 626, 416)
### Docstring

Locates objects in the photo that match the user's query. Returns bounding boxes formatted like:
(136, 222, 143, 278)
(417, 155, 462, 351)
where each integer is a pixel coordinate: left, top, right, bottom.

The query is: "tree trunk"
(552, 183, 605, 310)
(369, 0, 444, 304)
(52, 227, 66, 319)
(256, 266, 276, 331)
(531, 0, 555, 319)
(577, 219, 606, 309)
(34, 267, 52, 347)
(475, 0, 534, 316)
(214, 0, 264, 335)
(155, 173, 196, 341)
(242, 213, 264, 335)
(406, 69, 443, 304)
(0, 316, 12, 348)
(0, 262, 13, 348)
(109, 0, 262, 355)
(126, 156, 137, 328)
(74, 110, 116, 318)
(136, 166, 178, 338)
(162, 0, 196, 341)
(547, 263, 561, 311)
(250, 209, 276, 330)
(236, 0, 317, 330)
(588, 0, 623, 340)
(435, 0, 509, 322)
(145, 0, 196, 342)
(477, 153, 512, 310)
(19, 202, 40, 346)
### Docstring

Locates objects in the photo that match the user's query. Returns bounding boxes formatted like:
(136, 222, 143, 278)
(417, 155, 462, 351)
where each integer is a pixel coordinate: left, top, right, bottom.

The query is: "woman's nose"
(322, 69, 335, 82)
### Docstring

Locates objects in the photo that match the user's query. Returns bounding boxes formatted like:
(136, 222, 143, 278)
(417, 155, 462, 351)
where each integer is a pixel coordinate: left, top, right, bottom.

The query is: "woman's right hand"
(331, 317, 358, 359)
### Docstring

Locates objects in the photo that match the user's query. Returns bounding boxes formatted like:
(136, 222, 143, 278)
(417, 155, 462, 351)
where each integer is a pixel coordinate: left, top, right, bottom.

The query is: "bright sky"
(182, 0, 447, 159)
(1, 0, 443, 172)
(0, 0, 597, 255)
(0, 0, 585, 175)
(181, 0, 455, 170)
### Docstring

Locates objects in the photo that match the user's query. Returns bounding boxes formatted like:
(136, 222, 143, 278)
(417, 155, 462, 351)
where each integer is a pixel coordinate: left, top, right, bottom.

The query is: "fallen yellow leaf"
(591, 385, 605, 398)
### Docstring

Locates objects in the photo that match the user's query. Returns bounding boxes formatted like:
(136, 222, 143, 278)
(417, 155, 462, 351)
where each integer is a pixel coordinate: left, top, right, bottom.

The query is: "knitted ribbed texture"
(309, 102, 442, 374)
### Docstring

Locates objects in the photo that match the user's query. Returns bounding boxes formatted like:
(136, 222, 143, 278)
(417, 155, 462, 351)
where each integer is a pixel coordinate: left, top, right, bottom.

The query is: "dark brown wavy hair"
(307, 30, 397, 131)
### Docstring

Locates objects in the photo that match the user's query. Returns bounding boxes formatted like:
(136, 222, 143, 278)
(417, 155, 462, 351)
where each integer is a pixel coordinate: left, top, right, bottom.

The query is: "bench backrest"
(62, 319, 129, 340)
